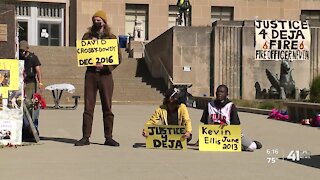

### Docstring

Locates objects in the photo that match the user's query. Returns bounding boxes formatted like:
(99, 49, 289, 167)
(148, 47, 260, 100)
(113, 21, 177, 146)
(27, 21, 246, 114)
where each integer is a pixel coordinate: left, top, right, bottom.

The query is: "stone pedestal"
(128, 41, 144, 59)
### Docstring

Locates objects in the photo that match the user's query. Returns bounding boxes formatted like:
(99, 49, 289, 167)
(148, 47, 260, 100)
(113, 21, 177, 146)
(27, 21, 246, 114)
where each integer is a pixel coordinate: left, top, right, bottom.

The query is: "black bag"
(24, 53, 37, 80)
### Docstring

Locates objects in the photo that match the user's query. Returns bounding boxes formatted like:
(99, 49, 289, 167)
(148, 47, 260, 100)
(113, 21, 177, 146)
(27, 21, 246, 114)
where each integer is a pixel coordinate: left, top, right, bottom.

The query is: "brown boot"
(104, 137, 120, 147)
(74, 137, 90, 146)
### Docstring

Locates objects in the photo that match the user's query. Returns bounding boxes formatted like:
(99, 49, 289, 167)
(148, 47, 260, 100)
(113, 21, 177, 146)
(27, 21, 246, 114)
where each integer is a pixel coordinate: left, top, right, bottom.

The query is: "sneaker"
(104, 137, 120, 147)
(74, 137, 90, 146)
(254, 140, 262, 149)
(193, 139, 199, 147)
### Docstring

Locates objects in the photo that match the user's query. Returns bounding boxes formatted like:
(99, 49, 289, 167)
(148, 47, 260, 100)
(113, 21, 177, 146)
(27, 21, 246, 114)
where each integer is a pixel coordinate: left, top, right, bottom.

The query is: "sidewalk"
(1, 104, 319, 180)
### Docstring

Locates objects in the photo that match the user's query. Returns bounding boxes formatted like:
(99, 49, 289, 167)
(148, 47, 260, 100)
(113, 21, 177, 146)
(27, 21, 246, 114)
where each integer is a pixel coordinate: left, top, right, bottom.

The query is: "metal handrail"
(140, 41, 174, 84)
(158, 59, 174, 84)
(140, 41, 192, 88)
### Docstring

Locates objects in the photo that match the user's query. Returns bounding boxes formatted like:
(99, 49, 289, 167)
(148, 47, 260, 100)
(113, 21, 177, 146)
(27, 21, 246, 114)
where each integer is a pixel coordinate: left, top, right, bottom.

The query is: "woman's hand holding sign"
(219, 123, 228, 130)
(182, 131, 191, 139)
(142, 129, 148, 137)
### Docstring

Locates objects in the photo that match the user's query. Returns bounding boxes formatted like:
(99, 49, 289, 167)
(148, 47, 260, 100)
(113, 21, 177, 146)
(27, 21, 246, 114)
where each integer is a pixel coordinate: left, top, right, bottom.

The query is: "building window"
(16, 2, 65, 46)
(211, 6, 234, 23)
(301, 10, 320, 22)
(36, 3, 64, 46)
(168, 5, 179, 28)
(38, 23, 61, 46)
(125, 4, 149, 40)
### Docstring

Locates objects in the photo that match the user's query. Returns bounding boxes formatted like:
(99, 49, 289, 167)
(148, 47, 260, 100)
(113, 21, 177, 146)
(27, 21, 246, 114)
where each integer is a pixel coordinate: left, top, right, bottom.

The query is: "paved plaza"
(1, 104, 319, 180)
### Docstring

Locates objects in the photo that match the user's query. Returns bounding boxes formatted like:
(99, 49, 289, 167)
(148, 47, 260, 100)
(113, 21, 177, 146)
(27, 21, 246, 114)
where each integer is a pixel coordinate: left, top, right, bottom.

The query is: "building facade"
(16, 0, 70, 46)
(17, 0, 320, 46)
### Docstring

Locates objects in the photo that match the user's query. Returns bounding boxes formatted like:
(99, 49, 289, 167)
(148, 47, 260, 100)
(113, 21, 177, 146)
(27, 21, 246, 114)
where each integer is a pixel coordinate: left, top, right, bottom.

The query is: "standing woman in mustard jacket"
(142, 88, 192, 141)
(75, 10, 121, 147)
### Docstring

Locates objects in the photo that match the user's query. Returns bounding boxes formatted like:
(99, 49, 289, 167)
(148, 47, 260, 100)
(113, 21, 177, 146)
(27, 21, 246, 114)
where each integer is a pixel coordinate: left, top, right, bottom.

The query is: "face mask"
(94, 22, 103, 29)
(19, 49, 26, 58)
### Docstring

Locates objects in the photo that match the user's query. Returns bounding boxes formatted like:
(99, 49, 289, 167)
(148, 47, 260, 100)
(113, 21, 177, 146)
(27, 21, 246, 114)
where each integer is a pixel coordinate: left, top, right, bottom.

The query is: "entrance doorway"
(125, 4, 149, 40)
(18, 21, 28, 42)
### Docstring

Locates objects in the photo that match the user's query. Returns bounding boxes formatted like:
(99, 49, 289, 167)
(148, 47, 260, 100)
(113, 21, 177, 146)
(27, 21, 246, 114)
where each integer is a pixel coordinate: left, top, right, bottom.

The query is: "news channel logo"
(266, 149, 311, 164)
(286, 150, 311, 161)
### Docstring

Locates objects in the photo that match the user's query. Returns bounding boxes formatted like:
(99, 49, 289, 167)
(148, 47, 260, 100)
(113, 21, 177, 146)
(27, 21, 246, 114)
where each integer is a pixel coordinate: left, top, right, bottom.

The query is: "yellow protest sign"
(76, 39, 119, 67)
(0, 59, 19, 98)
(199, 125, 241, 152)
(145, 125, 187, 150)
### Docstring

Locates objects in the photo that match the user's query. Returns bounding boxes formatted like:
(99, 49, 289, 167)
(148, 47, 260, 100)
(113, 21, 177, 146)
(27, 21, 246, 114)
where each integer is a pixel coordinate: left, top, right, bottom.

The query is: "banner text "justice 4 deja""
(255, 20, 310, 61)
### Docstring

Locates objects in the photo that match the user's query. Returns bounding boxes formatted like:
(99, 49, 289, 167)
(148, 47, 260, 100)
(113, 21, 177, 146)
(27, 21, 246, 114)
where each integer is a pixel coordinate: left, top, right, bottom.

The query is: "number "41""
(287, 150, 300, 161)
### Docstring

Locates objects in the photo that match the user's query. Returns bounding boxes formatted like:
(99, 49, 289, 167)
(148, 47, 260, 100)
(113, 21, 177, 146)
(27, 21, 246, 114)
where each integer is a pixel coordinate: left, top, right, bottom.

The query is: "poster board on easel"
(0, 59, 24, 145)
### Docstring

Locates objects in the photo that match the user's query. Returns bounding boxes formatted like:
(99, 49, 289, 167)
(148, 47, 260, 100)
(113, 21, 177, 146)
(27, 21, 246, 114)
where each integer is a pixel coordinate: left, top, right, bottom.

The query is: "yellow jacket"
(145, 103, 192, 132)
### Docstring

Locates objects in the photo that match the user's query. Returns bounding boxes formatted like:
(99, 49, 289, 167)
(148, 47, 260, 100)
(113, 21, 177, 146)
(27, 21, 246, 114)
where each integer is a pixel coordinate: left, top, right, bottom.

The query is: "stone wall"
(74, 0, 320, 43)
(145, 27, 174, 87)
(212, 21, 243, 99)
(173, 27, 212, 96)
(241, 21, 311, 100)
(145, 21, 319, 100)
(0, 4, 16, 59)
(145, 26, 212, 96)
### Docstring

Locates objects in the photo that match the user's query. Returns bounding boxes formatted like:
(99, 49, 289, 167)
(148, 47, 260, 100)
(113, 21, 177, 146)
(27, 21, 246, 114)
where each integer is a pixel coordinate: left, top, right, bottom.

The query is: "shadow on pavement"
(132, 142, 200, 150)
(40, 136, 78, 144)
(91, 142, 105, 146)
(132, 142, 146, 148)
(280, 155, 320, 169)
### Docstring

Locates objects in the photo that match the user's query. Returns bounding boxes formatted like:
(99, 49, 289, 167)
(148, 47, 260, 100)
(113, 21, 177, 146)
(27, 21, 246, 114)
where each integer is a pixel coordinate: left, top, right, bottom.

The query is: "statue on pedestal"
(133, 18, 145, 41)
(266, 60, 296, 99)
(255, 60, 310, 100)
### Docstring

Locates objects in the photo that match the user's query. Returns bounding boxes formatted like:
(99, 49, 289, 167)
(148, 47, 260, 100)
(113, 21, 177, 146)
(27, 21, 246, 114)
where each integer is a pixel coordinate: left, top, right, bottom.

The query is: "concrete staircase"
(30, 46, 165, 105)
(112, 54, 166, 103)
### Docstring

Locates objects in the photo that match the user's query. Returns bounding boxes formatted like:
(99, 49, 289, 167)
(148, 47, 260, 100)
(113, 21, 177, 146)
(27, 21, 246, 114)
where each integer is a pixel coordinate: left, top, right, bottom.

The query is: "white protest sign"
(255, 20, 311, 61)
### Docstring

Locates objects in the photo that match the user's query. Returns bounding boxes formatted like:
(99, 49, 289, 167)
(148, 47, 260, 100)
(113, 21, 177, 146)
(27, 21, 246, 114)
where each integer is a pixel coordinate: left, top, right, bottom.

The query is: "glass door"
(18, 21, 28, 42)
(125, 4, 149, 40)
(38, 22, 61, 46)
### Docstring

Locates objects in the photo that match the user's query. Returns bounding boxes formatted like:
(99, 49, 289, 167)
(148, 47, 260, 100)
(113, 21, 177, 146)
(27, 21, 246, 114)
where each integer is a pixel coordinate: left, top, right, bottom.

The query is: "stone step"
(113, 89, 164, 96)
(42, 90, 164, 104)
(43, 78, 159, 86)
(41, 79, 164, 93)
(79, 85, 160, 93)
(42, 62, 139, 76)
(44, 74, 159, 82)
(43, 71, 141, 79)
(32, 49, 129, 60)
(31, 46, 164, 105)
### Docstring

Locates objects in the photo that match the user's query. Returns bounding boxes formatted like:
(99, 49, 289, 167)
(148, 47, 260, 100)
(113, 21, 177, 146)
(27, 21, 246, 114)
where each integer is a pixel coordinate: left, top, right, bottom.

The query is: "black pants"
(82, 72, 114, 138)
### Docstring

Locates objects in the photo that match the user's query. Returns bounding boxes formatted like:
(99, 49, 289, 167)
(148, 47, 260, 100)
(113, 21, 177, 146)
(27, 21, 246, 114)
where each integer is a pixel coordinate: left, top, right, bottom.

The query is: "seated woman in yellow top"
(142, 87, 192, 142)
